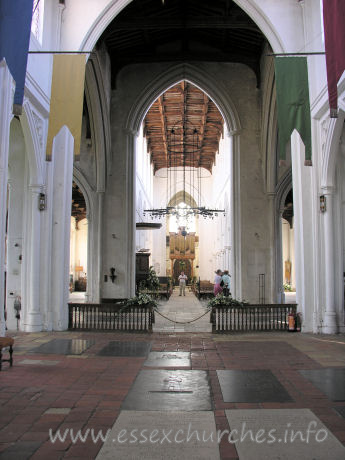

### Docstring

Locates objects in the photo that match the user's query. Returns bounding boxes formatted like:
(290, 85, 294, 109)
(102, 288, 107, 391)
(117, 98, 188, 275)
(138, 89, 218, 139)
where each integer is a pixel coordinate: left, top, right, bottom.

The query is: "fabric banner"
(0, 0, 34, 114)
(46, 54, 86, 161)
(323, 0, 345, 118)
(275, 57, 312, 166)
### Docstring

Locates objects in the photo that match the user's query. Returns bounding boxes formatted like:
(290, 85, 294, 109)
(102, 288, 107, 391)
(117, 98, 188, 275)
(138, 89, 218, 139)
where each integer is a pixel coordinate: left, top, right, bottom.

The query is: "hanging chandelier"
(144, 119, 225, 220)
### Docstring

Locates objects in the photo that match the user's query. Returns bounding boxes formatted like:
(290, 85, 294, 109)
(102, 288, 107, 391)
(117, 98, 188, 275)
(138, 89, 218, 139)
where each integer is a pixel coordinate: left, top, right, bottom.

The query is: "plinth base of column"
(323, 312, 338, 334)
(24, 313, 42, 332)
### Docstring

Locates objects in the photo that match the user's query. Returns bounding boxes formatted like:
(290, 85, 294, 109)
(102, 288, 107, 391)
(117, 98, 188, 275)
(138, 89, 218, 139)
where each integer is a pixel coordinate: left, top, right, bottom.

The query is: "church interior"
(0, 1, 345, 458)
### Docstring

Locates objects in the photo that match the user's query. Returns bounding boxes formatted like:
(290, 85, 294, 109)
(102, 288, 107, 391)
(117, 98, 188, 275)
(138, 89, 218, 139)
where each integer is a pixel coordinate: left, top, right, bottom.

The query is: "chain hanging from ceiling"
(144, 118, 225, 220)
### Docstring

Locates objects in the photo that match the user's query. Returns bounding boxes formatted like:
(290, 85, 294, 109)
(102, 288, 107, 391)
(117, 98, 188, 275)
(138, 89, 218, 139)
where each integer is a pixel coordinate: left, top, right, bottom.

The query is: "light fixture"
(320, 195, 326, 213)
(110, 267, 117, 283)
(144, 120, 224, 220)
(38, 193, 46, 211)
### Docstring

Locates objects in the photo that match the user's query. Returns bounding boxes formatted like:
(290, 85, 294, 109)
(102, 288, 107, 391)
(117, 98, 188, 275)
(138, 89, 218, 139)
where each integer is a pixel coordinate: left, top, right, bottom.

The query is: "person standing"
(214, 269, 223, 296)
(178, 271, 187, 296)
(221, 270, 231, 296)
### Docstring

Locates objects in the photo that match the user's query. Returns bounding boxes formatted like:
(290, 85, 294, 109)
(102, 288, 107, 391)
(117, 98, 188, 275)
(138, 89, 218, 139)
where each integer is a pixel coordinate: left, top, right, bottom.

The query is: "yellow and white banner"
(46, 54, 86, 161)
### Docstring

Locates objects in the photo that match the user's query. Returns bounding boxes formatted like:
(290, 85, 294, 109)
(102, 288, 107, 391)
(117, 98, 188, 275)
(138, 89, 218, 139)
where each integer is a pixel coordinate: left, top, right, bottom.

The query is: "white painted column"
(24, 185, 43, 331)
(125, 129, 136, 297)
(5, 178, 24, 331)
(0, 60, 13, 336)
(291, 131, 317, 332)
(322, 187, 338, 333)
(50, 127, 74, 330)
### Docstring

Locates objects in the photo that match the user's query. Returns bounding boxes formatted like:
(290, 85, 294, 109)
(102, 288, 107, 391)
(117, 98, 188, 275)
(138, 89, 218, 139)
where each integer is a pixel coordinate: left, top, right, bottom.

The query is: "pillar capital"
(321, 185, 335, 196)
(28, 184, 44, 194)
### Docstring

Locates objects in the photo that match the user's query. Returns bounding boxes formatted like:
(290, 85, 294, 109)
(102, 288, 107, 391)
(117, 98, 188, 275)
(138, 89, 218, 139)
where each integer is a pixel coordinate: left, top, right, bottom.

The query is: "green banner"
(275, 57, 312, 166)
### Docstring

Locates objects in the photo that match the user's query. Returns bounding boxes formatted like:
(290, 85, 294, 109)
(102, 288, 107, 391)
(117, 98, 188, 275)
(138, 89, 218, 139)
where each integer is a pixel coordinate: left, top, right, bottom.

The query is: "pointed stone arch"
(168, 191, 198, 209)
(123, 63, 243, 297)
(79, 0, 285, 57)
(21, 101, 44, 186)
(274, 169, 293, 303)
(72, 168, 100, 302)
(125, 63, 241, 136)
(321, 110, 345, 189)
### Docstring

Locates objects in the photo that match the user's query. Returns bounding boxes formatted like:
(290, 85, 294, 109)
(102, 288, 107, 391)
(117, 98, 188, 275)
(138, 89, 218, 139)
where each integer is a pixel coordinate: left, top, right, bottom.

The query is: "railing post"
(68, 304, 73, 329)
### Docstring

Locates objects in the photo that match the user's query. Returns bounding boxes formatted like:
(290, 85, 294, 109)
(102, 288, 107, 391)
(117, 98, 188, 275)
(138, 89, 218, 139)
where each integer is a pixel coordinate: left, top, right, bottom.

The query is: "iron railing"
(211, 304, 297, 333)
(68, 303, 155, 332)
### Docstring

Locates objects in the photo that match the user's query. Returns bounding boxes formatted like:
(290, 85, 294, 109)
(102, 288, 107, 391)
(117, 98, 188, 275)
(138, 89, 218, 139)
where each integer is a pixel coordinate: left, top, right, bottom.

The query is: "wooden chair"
(0, 337, 14, 371)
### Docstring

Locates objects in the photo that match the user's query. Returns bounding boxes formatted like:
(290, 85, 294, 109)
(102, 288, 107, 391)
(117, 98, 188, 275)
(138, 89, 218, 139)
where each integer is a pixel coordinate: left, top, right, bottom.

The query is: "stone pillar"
(50, 127, 74, 330)
(0, 60, 13, 336)
(24, 185, 43, 331)
(85, 210, 91, 302)
(231, 133, 241, 299)
(276, 206, 285, 304)
(96, 190, 104, 302)
(322, 187, 338, 333)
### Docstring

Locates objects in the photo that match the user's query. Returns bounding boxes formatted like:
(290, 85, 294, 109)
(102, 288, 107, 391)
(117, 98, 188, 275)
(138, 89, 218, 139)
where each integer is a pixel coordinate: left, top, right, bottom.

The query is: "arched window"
(169, 202, 196, 233)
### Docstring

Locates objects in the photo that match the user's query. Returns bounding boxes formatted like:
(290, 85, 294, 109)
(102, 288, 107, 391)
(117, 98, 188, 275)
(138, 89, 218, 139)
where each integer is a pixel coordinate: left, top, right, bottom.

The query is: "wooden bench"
(0, 337, 14, 371)
(197, 280, 215, 299)
(139, 285, 171, 300)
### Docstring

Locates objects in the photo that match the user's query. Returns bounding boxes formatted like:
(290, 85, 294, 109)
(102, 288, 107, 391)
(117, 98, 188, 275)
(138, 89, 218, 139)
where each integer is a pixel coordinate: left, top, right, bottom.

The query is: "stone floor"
(0, 307, 345, 459)
(153, 290, 212, 333)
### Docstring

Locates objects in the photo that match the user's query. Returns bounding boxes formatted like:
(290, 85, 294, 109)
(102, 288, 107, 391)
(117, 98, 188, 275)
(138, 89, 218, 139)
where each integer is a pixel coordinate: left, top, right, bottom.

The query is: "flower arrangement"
(207, 293, 249, 308)
(283, 283, 293, 292)
(139, 266, 160, 292)
(125, 292, 158, 308)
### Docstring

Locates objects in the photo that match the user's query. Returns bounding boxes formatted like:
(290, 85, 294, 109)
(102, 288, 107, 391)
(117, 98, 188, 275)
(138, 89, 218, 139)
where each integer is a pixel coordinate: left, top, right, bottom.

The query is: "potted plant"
(208, 294, 249, 325)
(207, 293, 248, 308)
(139, 266, 160, 294)
(126, 292, 158, 309)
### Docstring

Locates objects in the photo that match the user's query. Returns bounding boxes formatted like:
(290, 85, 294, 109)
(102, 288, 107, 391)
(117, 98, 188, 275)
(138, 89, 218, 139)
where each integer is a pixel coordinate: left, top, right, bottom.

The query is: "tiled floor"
(0, 329, 344, 459)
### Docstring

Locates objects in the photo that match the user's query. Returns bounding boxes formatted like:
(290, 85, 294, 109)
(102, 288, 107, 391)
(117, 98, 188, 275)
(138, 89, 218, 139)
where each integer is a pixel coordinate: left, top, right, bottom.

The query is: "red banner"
(323, 0, 345, 117)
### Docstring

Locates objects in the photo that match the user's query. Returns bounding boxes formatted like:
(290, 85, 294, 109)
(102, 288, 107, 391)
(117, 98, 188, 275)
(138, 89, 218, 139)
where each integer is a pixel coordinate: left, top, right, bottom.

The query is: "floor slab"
(153, 291, 212, 333)
(122, 370, 212, 410)
(225, 408, 345, 460)
(335, 406, 345, 419)
(299, 368, 345, 401)
(217, 369, 293, 403)
(18, 359, 60, 366)
(96, 411, 220, 460)
(29, 338, 95, 355)
(97, 341, 151, 357)
(144, 351, 191, 367)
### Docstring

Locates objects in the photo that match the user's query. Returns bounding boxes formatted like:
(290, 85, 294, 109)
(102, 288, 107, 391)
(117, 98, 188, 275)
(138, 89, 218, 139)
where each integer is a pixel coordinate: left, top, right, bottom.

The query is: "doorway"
(173, 259, 192, 286)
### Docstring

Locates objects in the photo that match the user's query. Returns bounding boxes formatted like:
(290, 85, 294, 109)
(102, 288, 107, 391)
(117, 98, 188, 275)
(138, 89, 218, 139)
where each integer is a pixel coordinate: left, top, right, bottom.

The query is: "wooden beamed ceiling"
(99, 0, 266, 87)
(144, 81, 223, 174)
(71, 182, 87, 224)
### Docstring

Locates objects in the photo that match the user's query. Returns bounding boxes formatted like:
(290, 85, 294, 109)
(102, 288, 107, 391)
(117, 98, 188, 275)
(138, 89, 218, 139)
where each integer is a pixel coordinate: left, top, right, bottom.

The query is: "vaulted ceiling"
(99, 0, 266, 87)
(144, 81, 224, 173)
